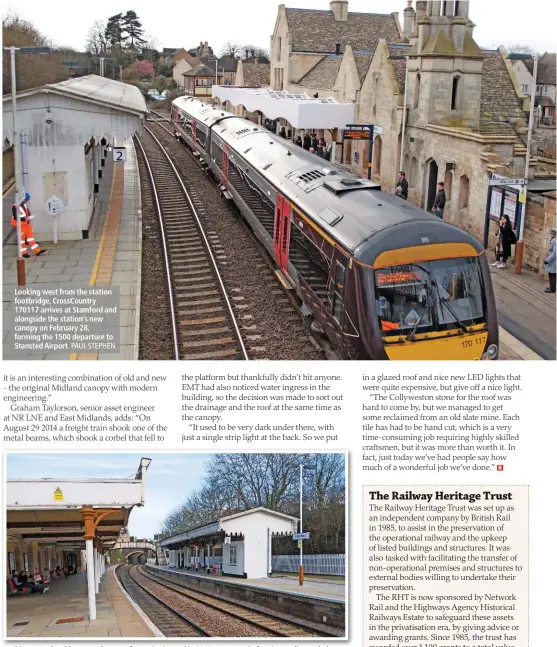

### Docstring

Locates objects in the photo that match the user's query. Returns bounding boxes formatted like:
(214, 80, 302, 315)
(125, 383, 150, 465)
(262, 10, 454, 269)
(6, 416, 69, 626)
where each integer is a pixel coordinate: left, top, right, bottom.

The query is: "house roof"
(479, 50, 527, 136)
(298, 55, 340, 89)
(2, 74, 147, 115)
(354, 53, 373, 85)
(211, 58, 239, 73)
(537, 52, 556, 86)
(184, 64, 220, 77)
(284, 7, 402, 54)
(221, 507, 297, 523)
(387, 45, 411, 94)
(537, 96, 555, 107)
(241, 61, 271, 88)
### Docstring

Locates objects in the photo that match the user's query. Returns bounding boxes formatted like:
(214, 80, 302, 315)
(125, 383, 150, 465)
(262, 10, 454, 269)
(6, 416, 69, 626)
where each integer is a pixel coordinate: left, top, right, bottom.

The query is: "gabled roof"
(354, 54, 373, 85)
(2, 74, 147, 115)
(221, 507, 297, 523)
(537, 52, 556, 86)
(387, 45, 411, 93)
(298, 56, 341, 89)
(241, 61, 271, 88)
(184, 64, 220, 77)
(284, 7, 402, 54)
(480, 50, 527, 136)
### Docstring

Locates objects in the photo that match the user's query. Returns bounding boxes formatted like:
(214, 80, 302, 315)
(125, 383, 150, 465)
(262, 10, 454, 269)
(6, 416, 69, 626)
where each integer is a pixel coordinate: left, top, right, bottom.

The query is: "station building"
(156, 507, 297, 579)
(6, 457, 151, 621)
(2, 75, 147, 241)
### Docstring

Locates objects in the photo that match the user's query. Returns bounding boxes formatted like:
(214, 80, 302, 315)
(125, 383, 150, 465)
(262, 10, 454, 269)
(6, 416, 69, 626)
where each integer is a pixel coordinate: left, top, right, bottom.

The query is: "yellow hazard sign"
(54, 487, 64, 501)
(298, 541, 303, 548)
(519, 188, 526, 203)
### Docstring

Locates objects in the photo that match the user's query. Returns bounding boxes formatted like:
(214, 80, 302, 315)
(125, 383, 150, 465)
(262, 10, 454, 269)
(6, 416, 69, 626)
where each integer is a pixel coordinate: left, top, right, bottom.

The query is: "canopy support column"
(85, 539, 96, 621)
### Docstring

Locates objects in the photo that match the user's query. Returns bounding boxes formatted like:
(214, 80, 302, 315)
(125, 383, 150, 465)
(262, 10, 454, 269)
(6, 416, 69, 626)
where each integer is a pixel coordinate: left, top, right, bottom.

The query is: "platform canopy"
(211, 87, 354, 129)
(6, 457, 151, 621)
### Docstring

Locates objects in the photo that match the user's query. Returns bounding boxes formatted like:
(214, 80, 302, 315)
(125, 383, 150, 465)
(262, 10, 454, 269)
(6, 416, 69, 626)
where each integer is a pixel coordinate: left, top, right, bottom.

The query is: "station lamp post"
(299, 463, 317, 586)
(3, 45, 50, 286)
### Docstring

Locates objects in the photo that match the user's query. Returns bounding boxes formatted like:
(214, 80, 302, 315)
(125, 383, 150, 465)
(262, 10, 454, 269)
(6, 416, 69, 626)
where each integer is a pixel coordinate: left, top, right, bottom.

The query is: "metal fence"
(272, 554, 345, 576)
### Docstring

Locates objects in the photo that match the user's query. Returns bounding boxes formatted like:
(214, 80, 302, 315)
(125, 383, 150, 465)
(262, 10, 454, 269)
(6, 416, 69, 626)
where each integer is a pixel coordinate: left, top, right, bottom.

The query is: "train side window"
(332, 261, 346, 322)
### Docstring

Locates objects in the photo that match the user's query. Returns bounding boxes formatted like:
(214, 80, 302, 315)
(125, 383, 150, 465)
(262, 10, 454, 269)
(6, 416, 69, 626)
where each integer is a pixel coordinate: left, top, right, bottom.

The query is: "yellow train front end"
(358, 243, 499, 361)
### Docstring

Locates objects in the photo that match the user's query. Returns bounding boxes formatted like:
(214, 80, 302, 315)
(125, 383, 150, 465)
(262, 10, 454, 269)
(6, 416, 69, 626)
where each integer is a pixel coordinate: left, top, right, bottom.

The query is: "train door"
(273, 194, 291, 273)
(223, 144, 229, 184)
(329, 250, 348, 346)
(192, 120, 197, 151)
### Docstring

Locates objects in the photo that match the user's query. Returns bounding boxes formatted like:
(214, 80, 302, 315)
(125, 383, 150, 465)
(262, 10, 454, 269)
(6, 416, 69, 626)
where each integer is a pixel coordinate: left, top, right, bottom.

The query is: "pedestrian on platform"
(303, 133, 311, 150)
(394, 171, 409, 200)
(295, 135, 302, 147)
(11, 193, 45, 258)
(492, 214, 516, 269)
(544, 227, 556, 293)
(316, 144, 324, 158)
(432, 182, 446, 219)
(311, 134, 319, 150)
(279, 126, 286, 138)
(309, 147, 315, 154)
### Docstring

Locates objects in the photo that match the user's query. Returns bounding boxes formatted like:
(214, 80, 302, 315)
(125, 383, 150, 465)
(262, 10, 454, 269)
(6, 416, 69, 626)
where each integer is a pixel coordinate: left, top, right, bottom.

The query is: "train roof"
(173, 96, 233, 129)
(174, 98, 484, 261)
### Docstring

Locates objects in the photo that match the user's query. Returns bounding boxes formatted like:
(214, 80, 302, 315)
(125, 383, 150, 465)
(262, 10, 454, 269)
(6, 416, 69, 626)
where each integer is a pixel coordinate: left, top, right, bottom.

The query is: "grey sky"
(5, 1, 556, 56)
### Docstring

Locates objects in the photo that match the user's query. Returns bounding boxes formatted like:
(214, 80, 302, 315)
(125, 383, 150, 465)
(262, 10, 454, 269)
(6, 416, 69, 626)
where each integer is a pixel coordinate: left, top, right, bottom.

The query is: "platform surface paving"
(6, 569, 154, 638)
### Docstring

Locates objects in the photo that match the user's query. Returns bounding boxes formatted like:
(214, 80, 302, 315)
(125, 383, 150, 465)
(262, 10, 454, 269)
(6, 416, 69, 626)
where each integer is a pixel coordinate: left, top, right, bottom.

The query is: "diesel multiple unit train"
(170, 96, 499, 361)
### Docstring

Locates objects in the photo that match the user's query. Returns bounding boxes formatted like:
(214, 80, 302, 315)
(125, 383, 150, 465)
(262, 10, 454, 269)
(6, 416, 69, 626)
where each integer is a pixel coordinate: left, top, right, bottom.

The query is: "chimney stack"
(330, 0, 349, 22)
(403, 1, 416, 40)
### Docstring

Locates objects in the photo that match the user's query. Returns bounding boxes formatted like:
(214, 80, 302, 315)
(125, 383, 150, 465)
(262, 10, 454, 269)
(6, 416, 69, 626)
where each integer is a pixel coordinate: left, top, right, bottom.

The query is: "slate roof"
(537, 52, 556, 86)
(387, 45, 411, 93)
(184, 64, 219, 77)
(284, 8, 402, 54)
(479, 50, 527, 136)
(354, 54, 373, 84)
(298, 56, 341, 89)
(241, 61, 271, 88)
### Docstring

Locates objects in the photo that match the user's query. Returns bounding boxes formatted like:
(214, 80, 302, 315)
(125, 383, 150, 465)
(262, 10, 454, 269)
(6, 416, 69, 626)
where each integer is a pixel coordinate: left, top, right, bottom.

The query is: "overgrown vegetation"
(162, 453, 345, 555)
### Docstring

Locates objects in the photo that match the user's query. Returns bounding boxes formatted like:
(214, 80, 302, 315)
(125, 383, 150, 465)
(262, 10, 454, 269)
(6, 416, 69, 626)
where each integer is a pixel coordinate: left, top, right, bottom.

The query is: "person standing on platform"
(12, 193, 45, 258)
(394, 171, 409, 200)
(544, 227, 556, 293)
(279, 126, 287, 138)
(432, 182, 446, 219)
(492, 214, 516, 269)
(303, 133, 311, 150)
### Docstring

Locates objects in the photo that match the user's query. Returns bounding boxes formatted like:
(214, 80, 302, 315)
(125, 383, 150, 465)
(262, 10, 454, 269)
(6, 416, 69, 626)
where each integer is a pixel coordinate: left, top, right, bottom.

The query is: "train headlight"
(481, 344, 499, 360)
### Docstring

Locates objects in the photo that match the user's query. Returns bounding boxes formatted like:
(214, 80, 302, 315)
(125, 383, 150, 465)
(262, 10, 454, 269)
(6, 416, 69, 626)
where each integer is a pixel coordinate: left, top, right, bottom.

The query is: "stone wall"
(522, 193, 556, 273)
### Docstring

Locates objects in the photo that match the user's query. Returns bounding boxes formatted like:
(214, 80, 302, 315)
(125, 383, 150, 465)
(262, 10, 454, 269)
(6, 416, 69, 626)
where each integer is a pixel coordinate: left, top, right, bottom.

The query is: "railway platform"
(6, 567, 155, 638)
(155, 564, 345, 601)
(2, 139, 141, 361)
(147, 565, 345, 632)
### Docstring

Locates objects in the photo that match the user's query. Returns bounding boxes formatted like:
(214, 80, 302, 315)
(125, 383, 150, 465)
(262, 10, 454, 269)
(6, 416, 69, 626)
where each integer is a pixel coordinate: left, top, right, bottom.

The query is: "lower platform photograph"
(5, 451, 347, 640)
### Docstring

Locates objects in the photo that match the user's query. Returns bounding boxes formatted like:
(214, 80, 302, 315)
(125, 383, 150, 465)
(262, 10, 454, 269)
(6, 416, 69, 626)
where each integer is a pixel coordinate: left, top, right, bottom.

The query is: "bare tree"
(507, 44, 538, 56)
(241, 45, 270, 62)
(85, 20, 108, 56)
(220, 41, 242, 58)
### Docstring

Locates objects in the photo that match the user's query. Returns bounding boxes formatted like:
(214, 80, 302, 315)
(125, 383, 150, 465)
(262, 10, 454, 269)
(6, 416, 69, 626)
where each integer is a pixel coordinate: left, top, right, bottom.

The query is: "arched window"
(458, 174, 470, 209)
(414, 74, 421, 109)
(451, 76, 460, 110)
(410, 157, 418, 187)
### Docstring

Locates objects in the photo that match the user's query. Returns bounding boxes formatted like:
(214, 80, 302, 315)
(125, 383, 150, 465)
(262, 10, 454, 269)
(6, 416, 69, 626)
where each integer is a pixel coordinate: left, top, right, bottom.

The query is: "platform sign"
(45, 195, 64, 216)
(113, 147, 127, 162)
(489, 177, 528, 187)
(293, 532, 310, 540)
(54, 487, 64, 501)
(224, 536, 231, 544)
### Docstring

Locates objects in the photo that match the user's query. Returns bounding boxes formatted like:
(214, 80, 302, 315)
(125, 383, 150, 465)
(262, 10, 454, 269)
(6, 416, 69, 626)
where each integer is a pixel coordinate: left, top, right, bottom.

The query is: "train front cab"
(355, 243, 499, 361)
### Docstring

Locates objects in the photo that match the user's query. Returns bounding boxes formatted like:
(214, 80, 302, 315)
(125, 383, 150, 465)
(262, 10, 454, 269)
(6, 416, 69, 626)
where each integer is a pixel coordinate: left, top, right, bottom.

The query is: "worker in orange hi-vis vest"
(11, 193, 45, 258)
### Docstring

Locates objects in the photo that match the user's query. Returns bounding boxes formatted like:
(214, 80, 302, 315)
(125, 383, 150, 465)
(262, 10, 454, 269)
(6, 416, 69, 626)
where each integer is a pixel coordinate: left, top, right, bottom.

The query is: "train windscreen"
(371, 257, 485, 336)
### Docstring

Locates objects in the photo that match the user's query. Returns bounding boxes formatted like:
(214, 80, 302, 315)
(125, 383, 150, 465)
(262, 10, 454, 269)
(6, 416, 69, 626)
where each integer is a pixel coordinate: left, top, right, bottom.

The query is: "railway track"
(138, 565, 327, 638)
(134, 126, 250, 360)
(141, 111, 325, 360)
(117, 564, 207, 637)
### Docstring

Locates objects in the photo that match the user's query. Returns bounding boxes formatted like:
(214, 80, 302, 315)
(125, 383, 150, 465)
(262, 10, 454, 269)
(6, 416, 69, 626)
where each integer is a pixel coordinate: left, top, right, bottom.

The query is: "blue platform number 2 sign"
(113, 147, 127, 162)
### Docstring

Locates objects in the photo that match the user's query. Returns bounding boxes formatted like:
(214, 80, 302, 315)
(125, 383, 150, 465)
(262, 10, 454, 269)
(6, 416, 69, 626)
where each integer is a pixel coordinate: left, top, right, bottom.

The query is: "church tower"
(407, 0, 483, 129)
